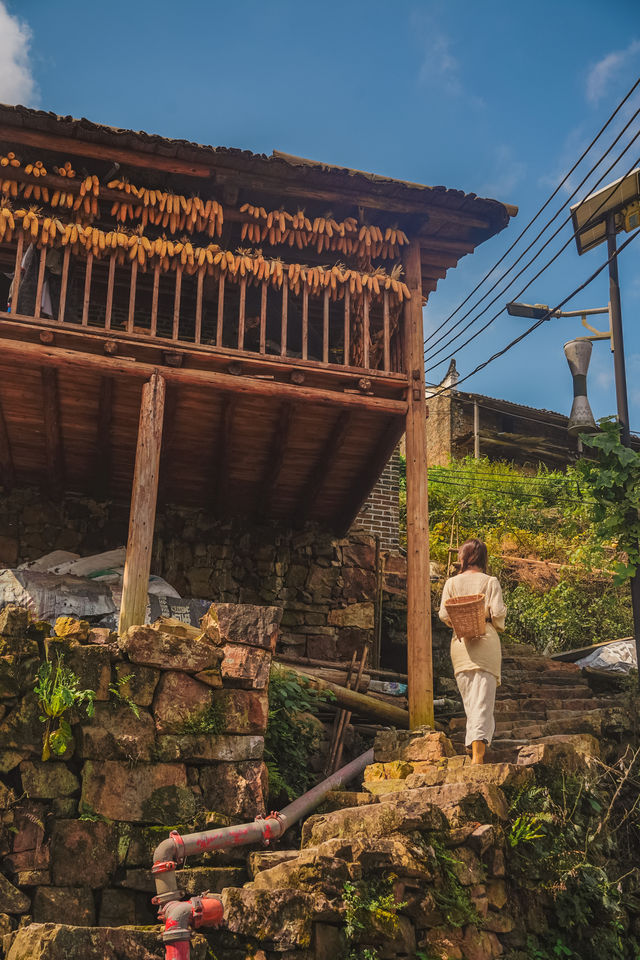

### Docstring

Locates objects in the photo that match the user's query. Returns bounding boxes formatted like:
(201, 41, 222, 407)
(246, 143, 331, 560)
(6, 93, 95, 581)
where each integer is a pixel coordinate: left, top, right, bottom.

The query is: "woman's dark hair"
(458, 538, 488, 573)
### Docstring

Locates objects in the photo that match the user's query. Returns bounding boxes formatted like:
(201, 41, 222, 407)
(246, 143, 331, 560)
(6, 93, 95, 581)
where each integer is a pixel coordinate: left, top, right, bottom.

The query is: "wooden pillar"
(473, 400, 480, 459)
(402, 240, 434, 728)
(118, 372, 166, 635)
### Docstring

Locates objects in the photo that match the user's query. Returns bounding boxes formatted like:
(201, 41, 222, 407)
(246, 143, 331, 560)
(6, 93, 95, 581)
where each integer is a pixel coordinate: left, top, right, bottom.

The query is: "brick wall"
(354, 448, 401, 553)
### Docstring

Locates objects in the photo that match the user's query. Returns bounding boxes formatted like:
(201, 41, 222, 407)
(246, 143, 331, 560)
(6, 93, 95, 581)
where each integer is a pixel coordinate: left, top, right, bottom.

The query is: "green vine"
(578, 418, 640, 585)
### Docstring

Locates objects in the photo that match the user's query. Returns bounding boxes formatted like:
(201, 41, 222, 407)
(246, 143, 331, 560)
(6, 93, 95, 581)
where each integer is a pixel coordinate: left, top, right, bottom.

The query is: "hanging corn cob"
(2, 206, 411, 305)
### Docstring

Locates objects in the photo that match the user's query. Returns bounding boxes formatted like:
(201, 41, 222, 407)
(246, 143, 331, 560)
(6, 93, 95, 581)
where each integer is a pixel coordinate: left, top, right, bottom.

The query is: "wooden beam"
(93, 375, 113, 499)
(403, 240, 433, 729)
(294, 410, 351, 523)
(0, 333, 408, 415)
(41, 367, 64, 496)
(0, 124, 211, 177)
(0, 396, 15, 488)
(118, 372, 166, 635)
(258, 401, 294, 513)
(214, 393, 235, 514)
(336, 416, 405, 534)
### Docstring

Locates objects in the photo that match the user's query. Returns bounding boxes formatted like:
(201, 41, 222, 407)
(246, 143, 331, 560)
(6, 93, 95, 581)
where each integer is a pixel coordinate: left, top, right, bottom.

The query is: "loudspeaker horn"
(564, 338, 597, 437)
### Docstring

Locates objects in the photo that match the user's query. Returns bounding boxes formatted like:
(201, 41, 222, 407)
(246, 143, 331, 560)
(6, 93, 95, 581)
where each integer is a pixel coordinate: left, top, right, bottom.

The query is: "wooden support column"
(402, 240, 433, 729)
(118, 372, 166, 635)
(0, 396, 15, 488)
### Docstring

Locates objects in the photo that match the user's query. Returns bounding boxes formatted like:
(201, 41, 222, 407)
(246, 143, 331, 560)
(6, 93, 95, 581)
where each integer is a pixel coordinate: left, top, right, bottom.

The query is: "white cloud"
(586, 39, 640, 106)
(0, 3, 37, 105)
(412, 10, 483, 108)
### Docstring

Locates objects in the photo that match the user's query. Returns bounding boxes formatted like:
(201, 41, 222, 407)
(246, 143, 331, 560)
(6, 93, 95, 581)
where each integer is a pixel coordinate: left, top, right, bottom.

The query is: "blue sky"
(3, 0, 640, 428)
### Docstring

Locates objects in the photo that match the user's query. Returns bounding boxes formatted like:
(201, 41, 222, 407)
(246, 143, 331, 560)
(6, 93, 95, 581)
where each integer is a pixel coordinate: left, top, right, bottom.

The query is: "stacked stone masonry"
(0, 601, 279, 944)
(2, 635, 636, 959)
(0, 485, 407, 667)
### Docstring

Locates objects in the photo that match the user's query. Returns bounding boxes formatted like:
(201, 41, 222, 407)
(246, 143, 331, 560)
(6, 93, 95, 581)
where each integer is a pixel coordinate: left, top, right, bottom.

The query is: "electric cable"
(425, 225, 640, 401)
(427, 475, 592, 505)
(426, 131, 640, 365)
(425, 146, 640, 369)
(424, 75, 640, 347)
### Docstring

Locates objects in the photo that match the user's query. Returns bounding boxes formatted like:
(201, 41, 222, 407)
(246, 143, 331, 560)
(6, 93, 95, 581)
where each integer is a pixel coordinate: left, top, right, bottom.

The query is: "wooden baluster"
(127, 259, 138, 333)
(343, 288, 350, 366)
(57, 246, 71, 324)
(383, 289, 390, 372)
(172, 266, 182, 340)
(11, 232, 24, 314)
(363, 290, 370, 369)
(34, 246, 47, 320)
(260, 281, 267, 354)
(216, 274, 225, 346)
(105, 253, 116, 330)
(195, 268, 204, 344)
(81, 253, 93, 327)
(238, 277, 246, 350)
(323, 289, 329, 364)
(302, 284, 309, 360)
(280, 283, 288, 356)
(150, 262, 160, 337)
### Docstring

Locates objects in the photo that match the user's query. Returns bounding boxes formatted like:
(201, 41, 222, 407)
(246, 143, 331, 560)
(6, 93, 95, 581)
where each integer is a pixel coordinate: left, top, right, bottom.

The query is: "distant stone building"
(425, 361, 583, 470)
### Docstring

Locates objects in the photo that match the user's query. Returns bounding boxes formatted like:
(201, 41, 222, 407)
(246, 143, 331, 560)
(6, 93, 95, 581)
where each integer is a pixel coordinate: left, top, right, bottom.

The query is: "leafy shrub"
(264, 668, 331, 805)
(35, 655, 96, 760)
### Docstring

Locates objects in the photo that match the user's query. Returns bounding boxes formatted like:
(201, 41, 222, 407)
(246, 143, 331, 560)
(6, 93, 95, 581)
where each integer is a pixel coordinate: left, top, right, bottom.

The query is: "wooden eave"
(0, 104, 516, 299)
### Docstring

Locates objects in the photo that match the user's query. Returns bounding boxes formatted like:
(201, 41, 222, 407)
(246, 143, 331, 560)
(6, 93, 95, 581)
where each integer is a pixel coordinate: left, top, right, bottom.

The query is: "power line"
(427, 475, 591, 505)
(425, 130, 640, 365)
(425, 225, 640, 401)
(429, 467, 578, 485)
(425, 146, 640, 370)
(424, 75, 640, 348)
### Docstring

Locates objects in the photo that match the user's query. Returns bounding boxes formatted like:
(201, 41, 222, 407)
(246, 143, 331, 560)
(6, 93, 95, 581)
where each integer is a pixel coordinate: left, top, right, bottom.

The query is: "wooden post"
(118, 372, 166, 635)
(473, 400, 480, 459)
(402, 240, 434, 729)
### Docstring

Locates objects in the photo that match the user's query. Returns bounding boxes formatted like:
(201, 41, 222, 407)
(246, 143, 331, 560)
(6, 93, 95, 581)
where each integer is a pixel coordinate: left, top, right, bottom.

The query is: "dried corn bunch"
(53, 161, 76, 178)
(0, 200, 16, 241)
(107, 179, 224, 238)
(6, 209, 411, 304)
(240, 203, 408, 259)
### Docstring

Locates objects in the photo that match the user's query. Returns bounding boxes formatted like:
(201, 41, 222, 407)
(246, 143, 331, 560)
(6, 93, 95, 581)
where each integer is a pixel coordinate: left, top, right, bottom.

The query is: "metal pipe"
(152, 748, 374, 958)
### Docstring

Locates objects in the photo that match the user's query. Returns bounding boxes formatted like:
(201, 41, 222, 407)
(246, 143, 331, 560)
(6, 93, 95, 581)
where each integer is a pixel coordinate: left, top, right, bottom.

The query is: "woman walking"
(439, 538, 507, 765)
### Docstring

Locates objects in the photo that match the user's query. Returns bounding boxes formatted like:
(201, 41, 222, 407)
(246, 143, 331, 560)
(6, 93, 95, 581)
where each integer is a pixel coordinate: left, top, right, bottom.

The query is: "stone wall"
(0, 601, 278, 932)
(0, 485, 407, 668)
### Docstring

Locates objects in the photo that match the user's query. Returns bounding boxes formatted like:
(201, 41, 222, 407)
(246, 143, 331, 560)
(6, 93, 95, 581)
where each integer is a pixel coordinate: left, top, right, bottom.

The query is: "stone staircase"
(3, 647, 634, 960)
(442, 646, 629, 763)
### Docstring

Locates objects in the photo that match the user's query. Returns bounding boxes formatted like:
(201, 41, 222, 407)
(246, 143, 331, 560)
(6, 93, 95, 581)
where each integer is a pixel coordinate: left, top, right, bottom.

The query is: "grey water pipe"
(152, 748, 375, 957)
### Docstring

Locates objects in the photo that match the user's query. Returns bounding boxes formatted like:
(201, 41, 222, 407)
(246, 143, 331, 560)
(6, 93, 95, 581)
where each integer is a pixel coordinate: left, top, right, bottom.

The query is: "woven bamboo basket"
(445, 594, 486, 639)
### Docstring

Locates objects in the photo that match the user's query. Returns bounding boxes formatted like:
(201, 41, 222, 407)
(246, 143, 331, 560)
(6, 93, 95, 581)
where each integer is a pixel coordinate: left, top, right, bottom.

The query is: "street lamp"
(507, 300, 612, 435)
(509, 169, 640, 674)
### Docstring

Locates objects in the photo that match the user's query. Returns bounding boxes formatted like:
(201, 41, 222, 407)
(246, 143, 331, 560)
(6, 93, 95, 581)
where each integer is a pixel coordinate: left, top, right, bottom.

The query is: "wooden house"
(0, 104, 515, 724)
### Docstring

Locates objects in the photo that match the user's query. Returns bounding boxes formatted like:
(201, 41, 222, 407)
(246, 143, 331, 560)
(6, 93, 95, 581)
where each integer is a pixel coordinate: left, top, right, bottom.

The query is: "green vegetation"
(398, 450, 634, 652)
(34, 655, 96, 760)
(577, 418, 640, 585)
(265, 668, 332, 805)
(176, 700, 224, 736)
(342, 875, 406, 960)
(504, 754, 640, 960)
(108, 675, 141, 719)
(429, 837, 483, 928)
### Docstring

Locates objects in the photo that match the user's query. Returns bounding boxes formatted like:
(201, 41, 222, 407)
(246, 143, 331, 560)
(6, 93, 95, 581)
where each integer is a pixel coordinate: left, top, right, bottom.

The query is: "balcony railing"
(3, 239, 406, 376)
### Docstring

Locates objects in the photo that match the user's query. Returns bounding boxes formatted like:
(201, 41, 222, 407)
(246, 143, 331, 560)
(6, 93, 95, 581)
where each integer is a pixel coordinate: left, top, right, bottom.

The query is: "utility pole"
(606, 212, 640, 676)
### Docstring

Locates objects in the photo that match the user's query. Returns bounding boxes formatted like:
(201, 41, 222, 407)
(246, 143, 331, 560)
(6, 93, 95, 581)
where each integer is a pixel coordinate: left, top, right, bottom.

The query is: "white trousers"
(456, 668, 497, 746)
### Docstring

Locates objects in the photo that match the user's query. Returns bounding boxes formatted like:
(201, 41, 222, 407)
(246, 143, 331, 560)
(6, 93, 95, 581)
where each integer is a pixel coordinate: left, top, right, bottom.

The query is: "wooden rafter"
(41, 367, 64, 497)
(213, 394, 236, 515)
(258, 401, 294, 514)
(93, 375, 113, 499)
(294, 410, 352, 524)
(0, 396, 15, 488)
(335, 415, 405, 535)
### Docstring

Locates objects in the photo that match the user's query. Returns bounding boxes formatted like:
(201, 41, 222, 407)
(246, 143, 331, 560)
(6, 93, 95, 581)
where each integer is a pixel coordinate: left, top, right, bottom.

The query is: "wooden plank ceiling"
(0, 357, 403, 530)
